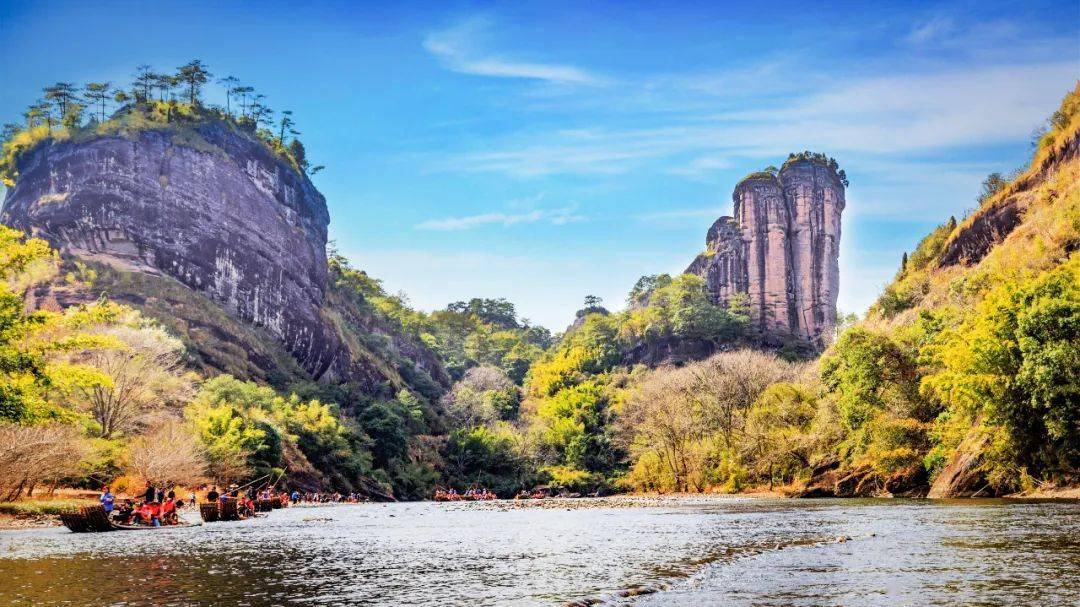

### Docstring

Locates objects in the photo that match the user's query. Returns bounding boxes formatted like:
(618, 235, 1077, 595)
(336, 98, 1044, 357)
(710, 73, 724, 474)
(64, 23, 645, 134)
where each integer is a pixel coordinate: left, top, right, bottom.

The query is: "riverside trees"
(0, 228, 391, 498)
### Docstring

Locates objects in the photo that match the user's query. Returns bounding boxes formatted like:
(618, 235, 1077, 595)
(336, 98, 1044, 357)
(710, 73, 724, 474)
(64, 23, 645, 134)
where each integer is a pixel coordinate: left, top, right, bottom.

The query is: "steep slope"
(839, 83, 1080, 497)
(871, 89, 1079, 330)
(1, 111, 450, 399)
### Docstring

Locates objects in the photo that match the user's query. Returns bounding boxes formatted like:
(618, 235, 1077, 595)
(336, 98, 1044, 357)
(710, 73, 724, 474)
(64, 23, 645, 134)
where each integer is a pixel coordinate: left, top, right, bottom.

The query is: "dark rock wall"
(939, 131, 1079, 268)
(1, 123, 448, 394)
(2, 125, 341, 378)
(687, 159, 845, 349)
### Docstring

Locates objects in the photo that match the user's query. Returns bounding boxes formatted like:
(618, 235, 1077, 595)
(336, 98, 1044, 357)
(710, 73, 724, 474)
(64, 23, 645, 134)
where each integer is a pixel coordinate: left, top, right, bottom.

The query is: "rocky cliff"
(686, 154, 846, 350)
(1, 118, 449, 396)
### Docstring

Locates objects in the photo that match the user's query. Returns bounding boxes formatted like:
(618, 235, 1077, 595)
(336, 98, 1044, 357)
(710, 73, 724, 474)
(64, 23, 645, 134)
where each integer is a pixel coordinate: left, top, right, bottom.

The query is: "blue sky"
(1, 1, 1077, 330)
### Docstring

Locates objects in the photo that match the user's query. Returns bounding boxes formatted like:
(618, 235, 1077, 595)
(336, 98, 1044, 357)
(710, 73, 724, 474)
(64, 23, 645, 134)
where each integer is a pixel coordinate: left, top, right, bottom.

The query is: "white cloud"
(905, 16, 955, 46)
(424, 17, 606, 85)
(667, 154, 733, 179)
(415, 206, 584, 231)
(436, 61, 1075, 177)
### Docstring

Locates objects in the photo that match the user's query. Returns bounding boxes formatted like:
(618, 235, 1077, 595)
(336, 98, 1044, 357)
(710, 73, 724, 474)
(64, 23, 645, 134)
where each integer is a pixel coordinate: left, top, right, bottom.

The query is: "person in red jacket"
(160, 498, 177, 525)
(139, 501, 161, 526)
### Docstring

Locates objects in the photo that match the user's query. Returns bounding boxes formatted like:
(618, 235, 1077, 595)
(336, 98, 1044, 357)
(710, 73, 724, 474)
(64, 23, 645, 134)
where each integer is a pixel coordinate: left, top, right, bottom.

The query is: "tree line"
(2, 59, 322, 186)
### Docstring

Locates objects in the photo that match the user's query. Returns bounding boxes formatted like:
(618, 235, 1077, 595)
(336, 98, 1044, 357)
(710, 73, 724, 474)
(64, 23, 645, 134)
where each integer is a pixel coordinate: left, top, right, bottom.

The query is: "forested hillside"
(1, 61, 1075, 501)
(435, 83, 1079, 498)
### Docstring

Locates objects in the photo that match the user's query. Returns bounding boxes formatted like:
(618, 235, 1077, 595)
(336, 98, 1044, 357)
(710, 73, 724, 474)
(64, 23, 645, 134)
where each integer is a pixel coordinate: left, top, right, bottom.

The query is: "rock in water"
(686, 155, 846, 350)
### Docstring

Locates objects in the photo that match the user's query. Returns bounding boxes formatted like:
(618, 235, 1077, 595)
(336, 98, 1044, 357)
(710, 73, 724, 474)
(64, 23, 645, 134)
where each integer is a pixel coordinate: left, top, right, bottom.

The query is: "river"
(1, 496, 1077, 606)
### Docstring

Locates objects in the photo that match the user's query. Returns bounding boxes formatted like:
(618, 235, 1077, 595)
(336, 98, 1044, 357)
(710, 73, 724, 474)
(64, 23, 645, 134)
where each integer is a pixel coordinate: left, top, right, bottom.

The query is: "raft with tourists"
(60, 504, 201, 532)
(433, 487, 498, 502)
(61, 473, 292, 533)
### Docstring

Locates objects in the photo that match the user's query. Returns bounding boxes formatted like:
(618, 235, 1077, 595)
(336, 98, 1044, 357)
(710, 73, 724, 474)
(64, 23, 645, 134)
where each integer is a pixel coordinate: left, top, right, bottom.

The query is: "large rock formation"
(686, 155, 846, 350)
(1, 119, 448, 394)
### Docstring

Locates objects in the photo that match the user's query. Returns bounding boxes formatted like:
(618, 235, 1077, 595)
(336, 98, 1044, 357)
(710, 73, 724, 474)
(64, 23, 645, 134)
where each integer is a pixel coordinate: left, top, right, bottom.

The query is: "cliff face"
(1, 121, 448, 394)
(686, 157, 846, 349)
(939, 132, 1079, 268)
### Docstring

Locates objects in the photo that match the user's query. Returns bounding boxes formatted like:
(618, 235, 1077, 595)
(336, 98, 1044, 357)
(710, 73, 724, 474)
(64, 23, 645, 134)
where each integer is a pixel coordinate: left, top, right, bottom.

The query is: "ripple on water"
(0, 497, 1077, 606)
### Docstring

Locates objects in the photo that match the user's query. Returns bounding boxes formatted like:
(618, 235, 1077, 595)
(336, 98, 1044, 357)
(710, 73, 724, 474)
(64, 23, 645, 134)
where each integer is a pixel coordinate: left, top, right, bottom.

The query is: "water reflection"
(1, 498, 1077, 606)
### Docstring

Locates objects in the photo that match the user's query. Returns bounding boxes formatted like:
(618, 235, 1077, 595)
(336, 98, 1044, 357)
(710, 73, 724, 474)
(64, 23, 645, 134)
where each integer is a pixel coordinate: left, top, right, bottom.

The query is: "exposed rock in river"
(686, 155, 846, 350)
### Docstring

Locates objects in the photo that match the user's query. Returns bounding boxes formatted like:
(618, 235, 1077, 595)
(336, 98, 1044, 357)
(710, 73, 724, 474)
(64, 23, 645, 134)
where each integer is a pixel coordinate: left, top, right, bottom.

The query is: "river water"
(1, 497, 1077, 606)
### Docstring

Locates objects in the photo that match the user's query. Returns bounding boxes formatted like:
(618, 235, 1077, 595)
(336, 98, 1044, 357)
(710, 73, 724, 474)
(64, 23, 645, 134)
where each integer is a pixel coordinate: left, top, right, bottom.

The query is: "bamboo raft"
(220, 498, 240, 521)
(60, 505, 200, 533)
(59, 505, 114, 532)
(200, 502, 220, 522)
(200, 497, 264, 522)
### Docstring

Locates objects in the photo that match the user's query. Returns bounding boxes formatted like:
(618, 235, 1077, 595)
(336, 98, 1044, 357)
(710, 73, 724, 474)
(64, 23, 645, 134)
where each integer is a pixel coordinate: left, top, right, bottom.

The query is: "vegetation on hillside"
(432, 84, 1079, 497)
(2, 73, 1074, 502)
(0, 227, 431, 500)
(1, 60, 321, 187)
(736, 151, 848, 188)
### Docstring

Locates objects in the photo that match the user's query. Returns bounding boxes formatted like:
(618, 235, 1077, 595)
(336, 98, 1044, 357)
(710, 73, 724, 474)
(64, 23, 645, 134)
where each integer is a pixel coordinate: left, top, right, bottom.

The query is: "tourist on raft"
(99, 486, 115, 514)
(103, 484, 191, 527)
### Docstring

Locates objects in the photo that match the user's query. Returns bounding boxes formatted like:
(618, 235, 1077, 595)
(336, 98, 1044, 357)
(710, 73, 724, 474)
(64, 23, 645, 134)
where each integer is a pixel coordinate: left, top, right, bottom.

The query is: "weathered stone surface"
(884, 465, 929, 498)
(939, 131, 1078, 268)
(1, 121, 449, 394)
(834, 464, 879, 497)
(928, 432, 994, 498)
(788, 455, 840, 498)
(780, 161, 844, 346)
(2, 123, 339, 376)
(686, 216, 747, 304)
(686, 157, 846, 350)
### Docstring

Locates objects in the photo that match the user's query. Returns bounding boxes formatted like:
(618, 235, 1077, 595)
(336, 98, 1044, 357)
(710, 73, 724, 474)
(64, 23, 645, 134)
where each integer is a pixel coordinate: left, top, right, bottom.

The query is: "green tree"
(187, 401, 266, 483)
(150, 72, 174, 102)
(218, 75, 240, 116)
(821, 328, 922, 433)
(232, 85, 254, 117)
(442, 425, 532, 496)
(357, 400, 409, 469)
(277, 110, 294, 146)
(83, 82, 111, 123)
(447, 298, 520, 329)
(924, 258, 1080, 480)
(43, 82, 78, 121)
(24, 101, 50, 132)
(176, 60, 212, 105)
(627, 274, 672, 305)
(133, 65, 155, 103)
(977, 172, 1009, 205)
(0, 227, 118, 425)
(288, 139, 309, 172)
